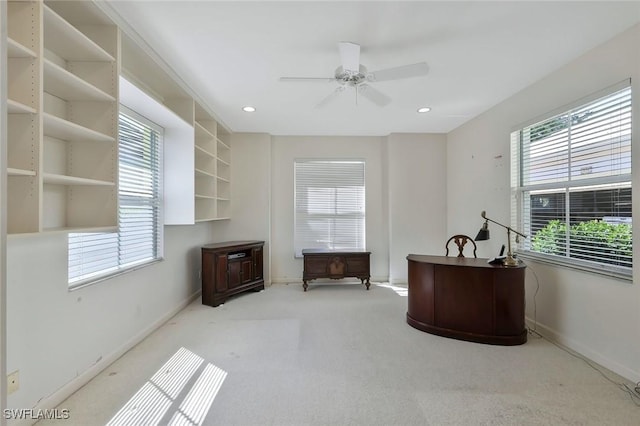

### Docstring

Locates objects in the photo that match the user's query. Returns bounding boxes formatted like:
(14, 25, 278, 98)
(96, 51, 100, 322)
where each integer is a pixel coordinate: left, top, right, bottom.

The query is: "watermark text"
(3, 408, 70, 420)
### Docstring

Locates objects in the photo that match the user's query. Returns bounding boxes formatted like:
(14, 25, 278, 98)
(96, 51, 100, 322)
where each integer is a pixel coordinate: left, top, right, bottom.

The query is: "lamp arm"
(480, 211, 527, 239)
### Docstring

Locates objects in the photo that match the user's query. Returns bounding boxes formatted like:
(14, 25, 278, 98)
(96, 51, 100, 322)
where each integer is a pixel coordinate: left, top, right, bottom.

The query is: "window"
(294, 160, 365, 257)
(511, 82, 632, 278)
(68, 106, 163, 287)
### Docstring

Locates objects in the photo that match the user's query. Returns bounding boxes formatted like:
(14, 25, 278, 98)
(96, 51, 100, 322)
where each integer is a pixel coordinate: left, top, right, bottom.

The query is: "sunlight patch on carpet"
(107, 347, 227, 426)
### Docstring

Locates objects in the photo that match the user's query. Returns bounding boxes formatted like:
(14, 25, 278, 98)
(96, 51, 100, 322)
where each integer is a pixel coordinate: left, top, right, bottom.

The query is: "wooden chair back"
(445, 234, 477, 258)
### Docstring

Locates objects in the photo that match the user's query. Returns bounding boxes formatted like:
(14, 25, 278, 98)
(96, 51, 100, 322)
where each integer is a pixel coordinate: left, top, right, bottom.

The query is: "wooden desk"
(406, 254, 526, 345)
(302, 249, 371, 291)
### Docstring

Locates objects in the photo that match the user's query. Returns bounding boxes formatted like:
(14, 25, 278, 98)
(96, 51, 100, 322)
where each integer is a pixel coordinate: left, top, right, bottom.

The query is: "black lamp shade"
(475, 223, 490, 241)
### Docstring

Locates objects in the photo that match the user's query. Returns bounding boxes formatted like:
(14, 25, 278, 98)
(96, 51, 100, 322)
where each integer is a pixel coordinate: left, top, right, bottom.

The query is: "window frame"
(293, 158, 366, 258)
(68, 105, 164, 289)
(511, 81, 633, 281)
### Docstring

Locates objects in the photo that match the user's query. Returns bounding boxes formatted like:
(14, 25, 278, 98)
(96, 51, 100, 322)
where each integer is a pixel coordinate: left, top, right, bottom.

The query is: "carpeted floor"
(38, 283, 639, 425)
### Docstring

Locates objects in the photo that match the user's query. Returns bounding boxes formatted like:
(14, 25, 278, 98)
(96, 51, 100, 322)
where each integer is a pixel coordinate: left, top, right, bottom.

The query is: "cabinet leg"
(303, 280, 308, 292)
(365, 278, 370, 290)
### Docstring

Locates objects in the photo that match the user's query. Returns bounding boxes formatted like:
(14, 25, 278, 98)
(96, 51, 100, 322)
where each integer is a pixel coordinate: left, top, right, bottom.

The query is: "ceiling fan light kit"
(280, 42, 429, 108)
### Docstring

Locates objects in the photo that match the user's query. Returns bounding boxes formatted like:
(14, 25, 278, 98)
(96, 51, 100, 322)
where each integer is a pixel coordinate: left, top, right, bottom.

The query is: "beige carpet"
(38, 282, 639, 425)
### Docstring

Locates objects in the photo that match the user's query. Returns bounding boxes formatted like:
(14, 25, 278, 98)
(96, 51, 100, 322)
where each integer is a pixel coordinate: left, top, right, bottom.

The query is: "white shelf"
(43, 5, 114, 62)
(8, 99, 37, 114)
(217, 137, 230, 150)
(44, 59, 115, 102)
(216, 176, 230, 183)
(195, 168, 216, 178)
(217, 157, 230, 166)
(41, 225, 118, 234)
(195, 144, 216, 159)
(43, 173, 114, 186)
(8, 38, 37, 58)
(195, 217, 217, 223)
(195, 121, 215, 139)
(195, 194, 217, 200)
(43, 113, 115, 143)
(8, 168, 37, 177)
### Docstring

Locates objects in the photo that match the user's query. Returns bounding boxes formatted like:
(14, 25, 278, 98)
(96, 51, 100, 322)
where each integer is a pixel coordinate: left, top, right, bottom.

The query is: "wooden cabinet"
(202, 241, 265, 307)
(6, 0, 119, 234)
(301, 249, 371, 291)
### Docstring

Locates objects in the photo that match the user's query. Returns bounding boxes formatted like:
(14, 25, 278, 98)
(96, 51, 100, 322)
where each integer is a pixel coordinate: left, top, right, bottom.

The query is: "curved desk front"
(407, 255, 526, 345)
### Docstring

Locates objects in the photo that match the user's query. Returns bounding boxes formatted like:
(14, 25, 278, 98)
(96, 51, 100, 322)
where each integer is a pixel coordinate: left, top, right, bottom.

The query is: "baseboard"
(525, 317, 640, 383)
(10, 291, 201, 426)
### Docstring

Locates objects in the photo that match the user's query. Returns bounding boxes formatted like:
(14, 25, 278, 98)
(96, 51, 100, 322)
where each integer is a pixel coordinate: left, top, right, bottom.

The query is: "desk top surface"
(407, 254, 525, 269)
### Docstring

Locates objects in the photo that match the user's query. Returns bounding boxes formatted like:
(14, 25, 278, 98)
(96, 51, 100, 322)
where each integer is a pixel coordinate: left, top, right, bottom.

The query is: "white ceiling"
(108, 1, 640, 136)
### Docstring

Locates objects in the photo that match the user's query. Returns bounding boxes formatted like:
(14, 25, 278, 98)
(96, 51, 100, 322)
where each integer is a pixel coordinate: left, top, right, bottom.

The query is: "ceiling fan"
(280, 42, 429, 108)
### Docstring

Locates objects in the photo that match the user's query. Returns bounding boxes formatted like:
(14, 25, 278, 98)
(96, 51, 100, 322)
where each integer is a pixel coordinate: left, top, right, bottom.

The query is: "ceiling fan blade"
(315, 86, 345, 109)
(357, 84, 391, 107)
(280, 77, 336, 82)
(368, 62, 429, 82)
(338, 42, 360, 72)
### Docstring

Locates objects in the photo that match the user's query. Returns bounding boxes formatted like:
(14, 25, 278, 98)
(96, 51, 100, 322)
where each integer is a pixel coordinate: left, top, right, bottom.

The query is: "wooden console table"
(202, 241, 264, 307)
(302, 249, 371, 291)
(406, 254, 526, 345)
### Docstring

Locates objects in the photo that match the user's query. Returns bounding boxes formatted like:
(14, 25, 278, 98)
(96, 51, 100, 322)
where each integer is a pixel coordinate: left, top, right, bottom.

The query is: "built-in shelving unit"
(7, 0, 42, 234)
(5, 1, 231, 232)
(5, 0, 119, 234)
(216, 127, 231, 219)
(120, 31, 232, 224)
(194, 102, 231, 221)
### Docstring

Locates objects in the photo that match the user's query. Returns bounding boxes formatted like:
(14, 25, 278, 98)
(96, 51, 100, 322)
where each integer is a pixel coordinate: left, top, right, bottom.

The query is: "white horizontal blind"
(513, 84, 632, 273)
(69, 107, 163, 285)
(294, 160, 366, 257)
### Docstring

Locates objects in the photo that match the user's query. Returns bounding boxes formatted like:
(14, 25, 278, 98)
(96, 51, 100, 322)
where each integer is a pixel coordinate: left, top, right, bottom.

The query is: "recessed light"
(242, 106, 256, 112)
(417, 107, 431, 113)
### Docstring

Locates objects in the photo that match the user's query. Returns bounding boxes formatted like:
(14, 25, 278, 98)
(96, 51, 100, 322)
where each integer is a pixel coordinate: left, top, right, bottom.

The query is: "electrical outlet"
(8, 370, 19, 394)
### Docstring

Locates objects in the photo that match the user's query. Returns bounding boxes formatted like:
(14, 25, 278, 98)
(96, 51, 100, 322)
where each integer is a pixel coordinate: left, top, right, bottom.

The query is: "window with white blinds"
(511, 82, 632, 277)
(294, 160, 366, 257)
(68, 107, 163, 287)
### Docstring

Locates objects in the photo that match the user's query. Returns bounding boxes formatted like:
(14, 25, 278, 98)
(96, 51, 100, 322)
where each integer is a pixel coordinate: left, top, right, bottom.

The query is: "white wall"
(270, 135, 389, 283)
(447, 24, 640, 382)
(1, 3, 8, 421)
(387, 133, 447, 283)
(268, 134, 447, 284)
(6, 223, 214, 416)
(213, 133, 272, 283)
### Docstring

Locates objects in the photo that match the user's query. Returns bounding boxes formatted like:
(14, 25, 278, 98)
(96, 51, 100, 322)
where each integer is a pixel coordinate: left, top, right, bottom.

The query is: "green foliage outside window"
(531, 219, 632, 267)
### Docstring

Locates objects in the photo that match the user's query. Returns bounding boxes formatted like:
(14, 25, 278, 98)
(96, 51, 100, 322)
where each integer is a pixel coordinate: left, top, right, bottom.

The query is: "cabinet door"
(240, 259, 253, 284)
(215, 253, 228, 292)
(252, 247, 263, 280)
(228, 260, 242, 288)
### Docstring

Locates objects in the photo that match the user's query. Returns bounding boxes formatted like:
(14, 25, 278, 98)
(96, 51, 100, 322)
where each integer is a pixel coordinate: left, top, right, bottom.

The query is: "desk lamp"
(475, 211, 526, 266)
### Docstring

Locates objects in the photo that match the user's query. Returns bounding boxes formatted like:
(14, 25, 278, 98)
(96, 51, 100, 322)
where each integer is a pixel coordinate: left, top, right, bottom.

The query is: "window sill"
(69, 257, 164, 291)
(517, 251, 632, 283)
